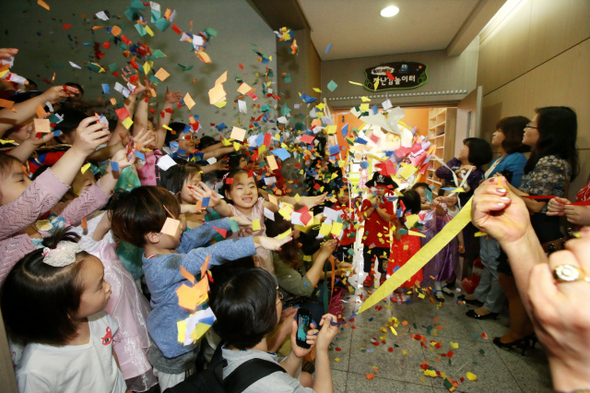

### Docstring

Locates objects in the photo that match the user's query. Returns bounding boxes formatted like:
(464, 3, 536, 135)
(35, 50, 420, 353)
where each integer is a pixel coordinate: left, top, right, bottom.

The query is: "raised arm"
(0, 85, 80, 136)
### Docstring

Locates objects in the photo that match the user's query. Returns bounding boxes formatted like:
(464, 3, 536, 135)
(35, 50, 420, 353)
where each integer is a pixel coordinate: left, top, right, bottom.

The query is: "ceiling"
(300, 0, 479, 60)
(250, 0, 506, 60)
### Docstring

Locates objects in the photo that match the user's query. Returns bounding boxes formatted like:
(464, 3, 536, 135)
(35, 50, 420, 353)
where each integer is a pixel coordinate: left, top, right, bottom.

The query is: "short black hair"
(400, 190, 421, 214)
(64, 82, 84, 95)
(109, 186, 181, 247)
(198, 135, 217, 150)
(157, 163, 202, 201)
(463, 138, 493, 167)
(0, 229, 90, 345)
(211, 268, 278, 350)
(55, 108, 87, 137)
(411, 182, 430, 191)
(496, 116, 531, 154)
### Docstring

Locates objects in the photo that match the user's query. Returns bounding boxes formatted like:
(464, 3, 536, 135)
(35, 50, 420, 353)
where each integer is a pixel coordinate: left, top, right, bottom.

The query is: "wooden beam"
(446, 0, 507, 56)
(247, 0, 309, 30)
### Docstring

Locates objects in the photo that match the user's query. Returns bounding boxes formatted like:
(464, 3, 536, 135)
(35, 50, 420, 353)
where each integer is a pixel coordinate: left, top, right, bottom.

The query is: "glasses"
(276, 286, 284, 301)
(524, 124, 538, 129)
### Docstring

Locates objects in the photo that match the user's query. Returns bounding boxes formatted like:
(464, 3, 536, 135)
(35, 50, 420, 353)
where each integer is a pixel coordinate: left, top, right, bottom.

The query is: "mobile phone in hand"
(295, 309, 312, 349)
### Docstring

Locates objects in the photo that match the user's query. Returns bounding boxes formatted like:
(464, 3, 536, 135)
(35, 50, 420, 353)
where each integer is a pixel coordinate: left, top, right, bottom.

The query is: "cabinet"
(426, 107, 457, 190)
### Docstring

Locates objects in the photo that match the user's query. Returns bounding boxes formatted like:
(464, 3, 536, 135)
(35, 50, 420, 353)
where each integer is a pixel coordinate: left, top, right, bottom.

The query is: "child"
(360, 172, 397, 287)
(421, 186, 463, 302)
(330, 183, 357, 263)
(388, 190, 423, 302)
(210, 268, 339, 393)
(1, 230, 127, 393)
(108, 186, 291, 390)
(0, 115, 116, 286)
(435, 137, 492, 278)
(206, 169, 280, 274)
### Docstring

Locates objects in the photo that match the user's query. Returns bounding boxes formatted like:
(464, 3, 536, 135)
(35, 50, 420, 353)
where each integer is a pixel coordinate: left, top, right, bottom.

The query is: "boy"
(109, 186, 291, 390)
(360, 173, 397, 287)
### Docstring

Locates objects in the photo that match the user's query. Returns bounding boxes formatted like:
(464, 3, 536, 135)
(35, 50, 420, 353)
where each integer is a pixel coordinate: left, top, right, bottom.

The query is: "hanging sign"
(363, 62, 427, 91)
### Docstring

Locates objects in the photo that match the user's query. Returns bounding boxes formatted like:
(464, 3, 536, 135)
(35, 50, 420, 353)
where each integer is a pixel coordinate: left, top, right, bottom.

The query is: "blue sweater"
(143, 218, 256, 358)
(486, 153, 527, 188)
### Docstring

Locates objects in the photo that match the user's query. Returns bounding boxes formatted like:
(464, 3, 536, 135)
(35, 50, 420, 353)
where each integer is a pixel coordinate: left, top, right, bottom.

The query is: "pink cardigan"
(0, 169, 111, 286)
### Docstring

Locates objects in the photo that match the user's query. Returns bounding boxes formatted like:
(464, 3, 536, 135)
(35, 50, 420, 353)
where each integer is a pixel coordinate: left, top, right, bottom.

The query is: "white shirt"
(17, 311, 127, 393)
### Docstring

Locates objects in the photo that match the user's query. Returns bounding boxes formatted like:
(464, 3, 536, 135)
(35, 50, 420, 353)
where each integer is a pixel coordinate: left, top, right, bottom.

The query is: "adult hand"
(527, 229, 590, 391)
(290, 320, 318, 358)
(564, 205, 590, 226)
(71, 116, 110, 156)
(315, 314, 339, 351)
(547, 197, 569, 216)
(471, 176, 531, 245)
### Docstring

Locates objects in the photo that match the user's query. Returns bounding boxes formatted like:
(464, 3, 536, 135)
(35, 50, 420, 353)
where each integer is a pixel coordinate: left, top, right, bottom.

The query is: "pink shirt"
(0, 170, 111, 286)
(227, 197, 273, 274)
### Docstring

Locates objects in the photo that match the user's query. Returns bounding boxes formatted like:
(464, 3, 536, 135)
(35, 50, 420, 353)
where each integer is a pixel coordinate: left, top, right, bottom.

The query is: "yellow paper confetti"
(466, 372, 478, 381)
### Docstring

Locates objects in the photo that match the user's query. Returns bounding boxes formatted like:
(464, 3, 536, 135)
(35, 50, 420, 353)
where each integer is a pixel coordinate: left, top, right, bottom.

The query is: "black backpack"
(163, 343, 286, 393)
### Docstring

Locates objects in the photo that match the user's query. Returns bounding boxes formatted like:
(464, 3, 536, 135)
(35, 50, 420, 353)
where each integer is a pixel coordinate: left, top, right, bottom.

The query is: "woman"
(493, 107, 578, 351)
(267, 213, 338, 324)
(472, 176, 590, 393)
(211, 268, 339, 393)
(463, 116, 530, 319)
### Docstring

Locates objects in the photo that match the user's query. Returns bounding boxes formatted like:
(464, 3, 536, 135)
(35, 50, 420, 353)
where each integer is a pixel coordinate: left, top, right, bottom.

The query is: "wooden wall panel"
(526, 0, 590, 70)
(478, 0, 532, 95)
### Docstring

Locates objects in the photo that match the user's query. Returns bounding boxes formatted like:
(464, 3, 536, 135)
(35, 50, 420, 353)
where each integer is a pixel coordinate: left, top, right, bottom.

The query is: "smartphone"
(296, 309, 312, 349)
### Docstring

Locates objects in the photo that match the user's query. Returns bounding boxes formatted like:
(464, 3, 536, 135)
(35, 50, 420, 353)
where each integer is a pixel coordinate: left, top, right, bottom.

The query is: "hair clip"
(42, 241, 83, 268)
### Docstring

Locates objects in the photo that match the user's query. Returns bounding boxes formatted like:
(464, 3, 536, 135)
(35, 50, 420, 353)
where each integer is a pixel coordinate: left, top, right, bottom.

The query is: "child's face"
(177, 134, 196, 154)
(373, 186, 386, 198)
(71, 170, 96, 196)
(144, 121, 158, 149)
(0, 162, 32, 206)
(180, 172, 202, 204)
(158, 215, 187, 248)
(337, 188, 350, 205)
(443, 190, 458, 207)
(458, 144, 470, 163)
(76, 256, 112, 319)
(226, 172, 258, 209)
(415, 187, 426, 204)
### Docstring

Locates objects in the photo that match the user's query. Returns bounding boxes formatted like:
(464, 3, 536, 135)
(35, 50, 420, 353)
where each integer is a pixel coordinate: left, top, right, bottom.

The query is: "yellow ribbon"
(358, 198, 473, 313)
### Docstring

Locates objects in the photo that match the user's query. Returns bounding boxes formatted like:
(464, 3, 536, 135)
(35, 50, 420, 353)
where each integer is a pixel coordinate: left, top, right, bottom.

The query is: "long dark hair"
(524, 107, 578, 180)
(1, 229, 90, 345)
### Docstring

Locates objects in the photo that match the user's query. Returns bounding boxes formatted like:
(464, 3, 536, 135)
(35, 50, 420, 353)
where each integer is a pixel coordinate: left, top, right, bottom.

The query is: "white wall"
(2, 0, 278, 137)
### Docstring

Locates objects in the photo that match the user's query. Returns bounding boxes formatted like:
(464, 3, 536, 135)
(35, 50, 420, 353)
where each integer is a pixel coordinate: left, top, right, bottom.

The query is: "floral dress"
(519, 155, 571, 243)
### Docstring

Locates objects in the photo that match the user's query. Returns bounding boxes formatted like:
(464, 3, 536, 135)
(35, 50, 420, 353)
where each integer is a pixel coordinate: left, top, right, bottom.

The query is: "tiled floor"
(328, 255, 553, 393)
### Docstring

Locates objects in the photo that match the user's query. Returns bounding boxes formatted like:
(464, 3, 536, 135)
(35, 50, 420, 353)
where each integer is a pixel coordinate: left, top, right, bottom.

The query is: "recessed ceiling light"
(380, 5, 399, 17)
